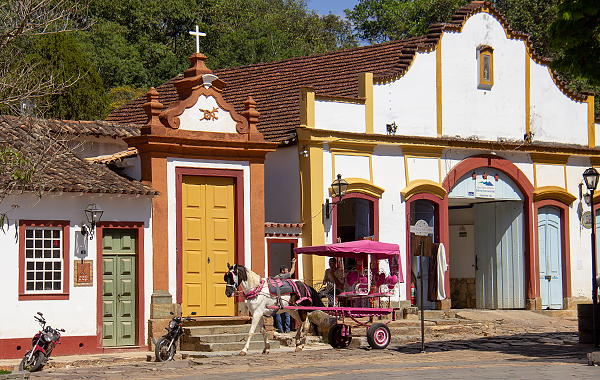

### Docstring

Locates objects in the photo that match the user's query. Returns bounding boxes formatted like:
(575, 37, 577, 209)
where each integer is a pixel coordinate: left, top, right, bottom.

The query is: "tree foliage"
(77, 0, 357, 92)
(0, 0, 92, 115)
(26, 33, 109, 120)
(346, 0, 470, 44)
(549, 0, 600, 86)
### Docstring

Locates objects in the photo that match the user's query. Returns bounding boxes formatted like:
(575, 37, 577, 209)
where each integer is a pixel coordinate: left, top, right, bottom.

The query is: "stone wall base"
(150, 290, 174, 319)
(526, 297, 542, 310)
(450, 278, 476, 308)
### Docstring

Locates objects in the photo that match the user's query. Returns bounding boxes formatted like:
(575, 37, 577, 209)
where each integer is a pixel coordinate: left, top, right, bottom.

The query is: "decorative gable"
(141, 53, 263, 142)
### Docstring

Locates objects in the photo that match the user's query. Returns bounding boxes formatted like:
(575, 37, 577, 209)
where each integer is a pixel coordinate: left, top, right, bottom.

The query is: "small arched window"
(478, 45, 494, 89)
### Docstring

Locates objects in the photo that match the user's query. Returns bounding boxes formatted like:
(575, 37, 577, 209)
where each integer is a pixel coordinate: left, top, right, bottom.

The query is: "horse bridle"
(226, 265, 241, 294)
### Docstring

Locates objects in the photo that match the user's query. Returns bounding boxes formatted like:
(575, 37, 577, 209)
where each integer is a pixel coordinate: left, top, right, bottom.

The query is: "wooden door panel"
(102, 229, 137, 347)
(182, 176, 207, 315)
(539, 206, 562, 309)
(206, 177, 235, 316)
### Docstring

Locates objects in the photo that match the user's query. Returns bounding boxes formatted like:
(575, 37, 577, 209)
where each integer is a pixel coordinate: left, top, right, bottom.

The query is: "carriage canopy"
(294, 240, 403, 282)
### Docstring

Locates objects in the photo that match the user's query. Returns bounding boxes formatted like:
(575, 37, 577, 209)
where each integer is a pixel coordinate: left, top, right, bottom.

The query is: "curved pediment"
(401, 179, 447, 201)
(533, 186, 577, 206)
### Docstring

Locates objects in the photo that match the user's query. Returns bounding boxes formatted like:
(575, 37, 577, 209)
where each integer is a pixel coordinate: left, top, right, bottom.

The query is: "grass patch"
(0, 370, 11, 374)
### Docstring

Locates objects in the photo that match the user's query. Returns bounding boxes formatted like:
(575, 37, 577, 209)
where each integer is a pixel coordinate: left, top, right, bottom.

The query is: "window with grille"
(24, 227, 63, 292)
(19, 220, 69, 300)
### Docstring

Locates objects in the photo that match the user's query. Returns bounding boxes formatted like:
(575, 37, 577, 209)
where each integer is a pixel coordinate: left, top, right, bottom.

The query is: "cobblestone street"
(10, 310, 598, 380)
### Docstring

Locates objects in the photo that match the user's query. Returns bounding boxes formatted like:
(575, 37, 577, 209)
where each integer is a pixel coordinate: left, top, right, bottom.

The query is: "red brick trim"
(18, 220, 70, 301)
(266, 238, 298, 278)
(175, 167, 245, 304)
(95, 221, 146, 349)
(0, 335, 148, 359)
(534, 200, 572, 302)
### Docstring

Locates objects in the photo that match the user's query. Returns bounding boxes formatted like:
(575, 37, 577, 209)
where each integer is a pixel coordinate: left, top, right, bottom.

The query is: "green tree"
(206, 0, 357, 69)
(0, 0, 91, 115)
(27, 33, 109, 120)
(77, 0, 356, 91)
(346, 0, 470, 44)
(549, 0, 600, 86)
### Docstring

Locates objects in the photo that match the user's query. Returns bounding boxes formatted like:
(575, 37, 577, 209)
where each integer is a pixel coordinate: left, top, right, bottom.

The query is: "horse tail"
(309, 286, 324, 307)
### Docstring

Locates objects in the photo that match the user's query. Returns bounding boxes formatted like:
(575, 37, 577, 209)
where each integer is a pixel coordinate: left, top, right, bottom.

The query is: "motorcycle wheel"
(19, 351, 45, 372)
(155, 337, 176, 362)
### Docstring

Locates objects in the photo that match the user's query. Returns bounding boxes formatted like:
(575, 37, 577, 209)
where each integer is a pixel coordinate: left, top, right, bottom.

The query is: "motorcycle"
(153, 311, 196, 362)
(20, 312, 64, 372)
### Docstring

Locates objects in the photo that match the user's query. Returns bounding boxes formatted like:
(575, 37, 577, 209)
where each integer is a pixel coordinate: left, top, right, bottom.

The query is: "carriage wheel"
(366, 323, 390, 349)
(328, 324, 352, 348)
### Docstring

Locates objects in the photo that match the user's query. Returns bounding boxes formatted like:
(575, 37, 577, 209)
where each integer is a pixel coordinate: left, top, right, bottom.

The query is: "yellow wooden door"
(182, 176, 235, 316)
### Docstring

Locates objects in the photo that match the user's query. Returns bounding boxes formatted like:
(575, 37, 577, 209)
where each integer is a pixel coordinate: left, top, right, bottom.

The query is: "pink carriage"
(287, 240, 404, 349)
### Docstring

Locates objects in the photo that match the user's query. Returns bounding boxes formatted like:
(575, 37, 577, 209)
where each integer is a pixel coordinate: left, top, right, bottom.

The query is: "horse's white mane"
(241, 266, 262, 290)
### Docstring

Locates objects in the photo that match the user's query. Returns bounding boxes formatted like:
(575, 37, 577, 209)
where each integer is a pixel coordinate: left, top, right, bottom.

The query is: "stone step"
(531, 309, 578, 319)
(185, 324, 251, 336)
(183, 339, 281, 352)
(184, 332, 265, 345)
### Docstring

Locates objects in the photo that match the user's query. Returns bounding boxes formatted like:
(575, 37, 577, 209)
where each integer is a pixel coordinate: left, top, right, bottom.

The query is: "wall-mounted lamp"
(81, 203, 103, 240)
(325, 174, 349, 219)
(386, 121, 397, 135)
(585, 192, 592, 206)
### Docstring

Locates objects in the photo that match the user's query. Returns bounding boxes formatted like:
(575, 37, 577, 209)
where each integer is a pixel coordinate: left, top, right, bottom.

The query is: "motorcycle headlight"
(43, 331, 53, 342)
(169, 321, 177, 329)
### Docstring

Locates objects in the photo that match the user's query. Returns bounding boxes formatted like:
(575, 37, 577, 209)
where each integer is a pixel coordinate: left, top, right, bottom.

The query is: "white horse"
(224, 263, 323, 355)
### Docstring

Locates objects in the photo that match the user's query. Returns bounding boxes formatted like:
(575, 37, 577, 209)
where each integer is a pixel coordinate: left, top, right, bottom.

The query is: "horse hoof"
(239, 351, 247, 356)
(262, 349, 269, 354)
(295, 347, 303, 352)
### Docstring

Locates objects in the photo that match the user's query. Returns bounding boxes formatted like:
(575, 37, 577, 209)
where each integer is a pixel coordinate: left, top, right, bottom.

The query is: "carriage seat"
(379, 274, 398, 295)
(338, 271, 369, 297)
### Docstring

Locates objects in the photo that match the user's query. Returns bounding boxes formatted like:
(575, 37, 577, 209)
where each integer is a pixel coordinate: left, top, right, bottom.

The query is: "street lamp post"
(583, 167, 599, 348)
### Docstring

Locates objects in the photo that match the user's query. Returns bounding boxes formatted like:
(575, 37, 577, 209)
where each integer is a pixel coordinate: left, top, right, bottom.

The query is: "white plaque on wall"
(475, 175, 495, 198)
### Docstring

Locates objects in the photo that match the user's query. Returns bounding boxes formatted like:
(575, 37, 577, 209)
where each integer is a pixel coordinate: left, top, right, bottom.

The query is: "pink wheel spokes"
(374, 327, 389, 345)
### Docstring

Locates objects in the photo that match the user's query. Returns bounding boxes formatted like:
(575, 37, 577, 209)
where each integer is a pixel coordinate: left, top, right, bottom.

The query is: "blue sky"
(307, 0, 360, 17)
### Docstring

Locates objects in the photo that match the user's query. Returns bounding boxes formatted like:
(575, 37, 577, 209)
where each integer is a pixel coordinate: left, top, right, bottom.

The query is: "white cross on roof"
(189, 25, 206, 54)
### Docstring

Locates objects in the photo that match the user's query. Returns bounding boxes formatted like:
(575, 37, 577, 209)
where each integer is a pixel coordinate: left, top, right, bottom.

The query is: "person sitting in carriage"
(323, 257, 344, 304)
(272, 258, 296, 333)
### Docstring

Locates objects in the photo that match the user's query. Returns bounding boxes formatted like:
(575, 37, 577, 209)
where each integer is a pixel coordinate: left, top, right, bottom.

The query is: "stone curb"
(0, 371, 29, 380)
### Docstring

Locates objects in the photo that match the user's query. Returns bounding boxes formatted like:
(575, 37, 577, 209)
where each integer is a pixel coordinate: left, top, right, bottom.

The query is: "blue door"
(475, 201, 525, 309)
(538, 206, 562, 309)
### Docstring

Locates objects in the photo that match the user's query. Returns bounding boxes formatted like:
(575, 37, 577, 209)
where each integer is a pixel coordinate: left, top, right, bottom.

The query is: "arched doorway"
(443, 155, 534, 309)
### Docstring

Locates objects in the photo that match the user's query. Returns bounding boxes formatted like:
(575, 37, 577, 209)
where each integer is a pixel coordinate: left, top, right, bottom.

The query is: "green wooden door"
(102, 230, 136, 347)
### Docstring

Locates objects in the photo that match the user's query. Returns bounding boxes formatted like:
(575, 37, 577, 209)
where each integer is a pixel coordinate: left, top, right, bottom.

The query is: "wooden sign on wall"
(74, 260, 93, 286)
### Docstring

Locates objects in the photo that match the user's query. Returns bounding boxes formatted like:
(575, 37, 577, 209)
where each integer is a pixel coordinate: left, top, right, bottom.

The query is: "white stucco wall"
(166, 158, 252, 292)
(566, 156, 595, 299)
(73, 136, 130, 159)
(264, 146, 301, 223)
(373, 51, 438, 137)
(535, 164, 566, 188)
(372, 146, 408, 299)
(0, 193, 153, 340)
(529, 62, 589, 145)
(442, 13, 526, 142)
(334, 154, 371, 181)
(315, 100, 365, 133)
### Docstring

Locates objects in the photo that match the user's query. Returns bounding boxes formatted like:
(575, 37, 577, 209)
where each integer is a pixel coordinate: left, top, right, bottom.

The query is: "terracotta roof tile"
(0, 116, 156, 196)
